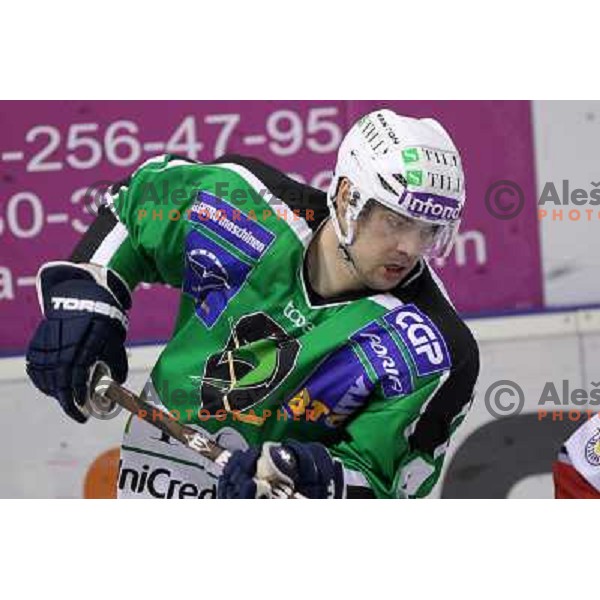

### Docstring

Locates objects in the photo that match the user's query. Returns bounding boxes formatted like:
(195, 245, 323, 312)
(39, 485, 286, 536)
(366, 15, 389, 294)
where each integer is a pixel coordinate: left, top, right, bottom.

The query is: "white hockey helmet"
(327, 109, 466, 258)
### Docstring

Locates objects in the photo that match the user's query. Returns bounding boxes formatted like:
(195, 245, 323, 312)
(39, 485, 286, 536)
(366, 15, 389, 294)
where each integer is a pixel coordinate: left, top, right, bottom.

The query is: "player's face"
(350, 203, 436, 291)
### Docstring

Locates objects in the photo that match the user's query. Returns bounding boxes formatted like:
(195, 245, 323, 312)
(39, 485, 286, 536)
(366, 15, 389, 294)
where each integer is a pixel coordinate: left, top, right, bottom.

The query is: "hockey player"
(26, 109, 479, 499)
(553, 414, 600, 498)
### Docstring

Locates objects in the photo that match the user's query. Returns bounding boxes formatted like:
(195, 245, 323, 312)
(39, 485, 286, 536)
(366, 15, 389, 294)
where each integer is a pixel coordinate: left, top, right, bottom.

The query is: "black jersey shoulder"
(213, 154, 329, 231)
(391, 263, 480, 457)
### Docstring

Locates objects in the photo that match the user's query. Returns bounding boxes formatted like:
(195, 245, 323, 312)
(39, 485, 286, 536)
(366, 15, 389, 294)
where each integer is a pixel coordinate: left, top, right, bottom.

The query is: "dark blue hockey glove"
(26, 261, 131, 424)
(218, 439, 345, 499)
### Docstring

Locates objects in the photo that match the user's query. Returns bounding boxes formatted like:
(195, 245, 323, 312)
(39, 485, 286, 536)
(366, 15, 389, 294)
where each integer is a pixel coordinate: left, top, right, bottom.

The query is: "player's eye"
(387, 214, 411, 228)
(420, 224, 440, 240)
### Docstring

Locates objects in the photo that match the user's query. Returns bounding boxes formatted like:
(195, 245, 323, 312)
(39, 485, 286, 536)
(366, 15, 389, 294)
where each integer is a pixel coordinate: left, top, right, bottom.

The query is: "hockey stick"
(89, 364, 304, 499)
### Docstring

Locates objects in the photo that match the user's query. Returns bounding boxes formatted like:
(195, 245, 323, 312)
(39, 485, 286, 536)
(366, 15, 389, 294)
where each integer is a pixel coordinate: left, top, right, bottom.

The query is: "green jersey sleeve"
(330, 348, 478, 499)
(71, 155, 209, 290)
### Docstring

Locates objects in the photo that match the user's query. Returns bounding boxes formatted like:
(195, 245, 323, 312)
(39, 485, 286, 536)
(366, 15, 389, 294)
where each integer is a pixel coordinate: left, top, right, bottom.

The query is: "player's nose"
(395, 228, 423, 258)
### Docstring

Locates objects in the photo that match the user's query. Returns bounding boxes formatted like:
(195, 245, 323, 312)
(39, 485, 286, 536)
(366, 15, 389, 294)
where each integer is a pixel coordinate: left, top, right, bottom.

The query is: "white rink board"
(533, 100, 600, 307)
(0, 310, 596, 498)
(432, 328, 582, 498)
(0, 348, 162, 498)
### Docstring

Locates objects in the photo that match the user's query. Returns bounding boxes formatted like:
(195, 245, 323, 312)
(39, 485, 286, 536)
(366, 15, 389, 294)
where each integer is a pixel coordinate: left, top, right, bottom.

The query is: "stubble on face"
(346, 206, 420, 291)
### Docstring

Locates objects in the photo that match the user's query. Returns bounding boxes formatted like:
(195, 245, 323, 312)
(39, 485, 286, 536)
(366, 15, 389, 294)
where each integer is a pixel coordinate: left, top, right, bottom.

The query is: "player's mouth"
(382, 264, 406, 280)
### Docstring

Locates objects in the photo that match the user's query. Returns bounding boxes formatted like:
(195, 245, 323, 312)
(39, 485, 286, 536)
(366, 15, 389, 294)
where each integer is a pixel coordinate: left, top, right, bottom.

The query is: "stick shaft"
(91, 371, 304, 498)
(94, 379, 231, 466)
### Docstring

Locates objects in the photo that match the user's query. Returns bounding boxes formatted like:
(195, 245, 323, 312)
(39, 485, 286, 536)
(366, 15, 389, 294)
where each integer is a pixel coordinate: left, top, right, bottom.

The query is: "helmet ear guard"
(327, 177, 370, 247)
(347, 186, 360, 206)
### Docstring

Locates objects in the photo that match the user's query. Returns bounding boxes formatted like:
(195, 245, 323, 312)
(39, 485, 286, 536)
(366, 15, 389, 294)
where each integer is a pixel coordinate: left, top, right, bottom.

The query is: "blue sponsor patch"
(351, 323, 413, 398)
(284, 344, 373, 428)
(183, 230, 252, 328)
(383, 305, 451, 376)
(187, 191, 275, 261)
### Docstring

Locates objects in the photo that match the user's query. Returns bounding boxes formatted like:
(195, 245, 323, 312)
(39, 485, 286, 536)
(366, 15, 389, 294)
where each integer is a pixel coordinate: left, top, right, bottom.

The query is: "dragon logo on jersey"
(183, 230, 252, 328)
(188, 248, 231, 296)
(200, 312, 301, 414)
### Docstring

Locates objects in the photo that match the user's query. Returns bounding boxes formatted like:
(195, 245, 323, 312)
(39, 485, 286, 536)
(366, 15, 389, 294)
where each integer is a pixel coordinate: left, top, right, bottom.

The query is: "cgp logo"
(384, 305, 451, 377)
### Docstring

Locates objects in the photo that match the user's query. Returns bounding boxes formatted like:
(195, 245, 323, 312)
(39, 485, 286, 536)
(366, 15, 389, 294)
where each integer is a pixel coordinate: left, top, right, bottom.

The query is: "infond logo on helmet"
(403, 192, 462, 222)
(384, 305, 451, 377)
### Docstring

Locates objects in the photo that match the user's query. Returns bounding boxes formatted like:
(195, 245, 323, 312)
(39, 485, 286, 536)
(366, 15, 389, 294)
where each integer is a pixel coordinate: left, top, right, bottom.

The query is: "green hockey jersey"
(71, 154, 479, 498)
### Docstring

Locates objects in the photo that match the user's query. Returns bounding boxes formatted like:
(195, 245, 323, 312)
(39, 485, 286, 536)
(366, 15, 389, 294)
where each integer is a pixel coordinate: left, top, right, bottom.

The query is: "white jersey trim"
(90, 221, 129, 267)
(368, 294, 403, 311)
(344, 467, 372, 489)
(425, 259, 455, 308)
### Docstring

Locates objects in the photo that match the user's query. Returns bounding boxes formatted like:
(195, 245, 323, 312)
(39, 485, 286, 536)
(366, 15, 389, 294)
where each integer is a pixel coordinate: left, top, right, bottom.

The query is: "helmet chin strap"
(338, 240, 356, 266)
(327, 178, 368, 279)
(336, 205, 362, 277)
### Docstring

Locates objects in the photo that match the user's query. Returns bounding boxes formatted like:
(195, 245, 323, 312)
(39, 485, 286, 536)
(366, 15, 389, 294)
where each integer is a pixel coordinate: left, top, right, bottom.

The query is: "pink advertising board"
(0, 101, 541, 353)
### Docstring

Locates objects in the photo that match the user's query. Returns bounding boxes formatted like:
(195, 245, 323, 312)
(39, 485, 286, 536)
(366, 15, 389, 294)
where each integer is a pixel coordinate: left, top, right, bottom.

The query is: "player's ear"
(336, 178, 352, 214)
